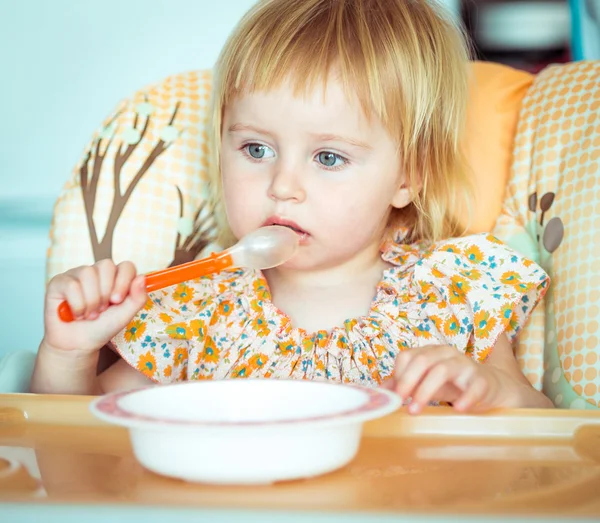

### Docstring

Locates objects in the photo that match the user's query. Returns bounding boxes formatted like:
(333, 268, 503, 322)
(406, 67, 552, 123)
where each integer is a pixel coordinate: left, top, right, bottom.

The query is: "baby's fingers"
(50, 275, 86, 320)
(76, 266, 102, 319)
(110, 262, 138, 304)
(100, 274, 148, 328)
(96, 259, 117, 312)
(408, 358, 472, 414)
(394, 346, 457, 402)
(453, 374, 490, 412)
(123, 274, 148, 312)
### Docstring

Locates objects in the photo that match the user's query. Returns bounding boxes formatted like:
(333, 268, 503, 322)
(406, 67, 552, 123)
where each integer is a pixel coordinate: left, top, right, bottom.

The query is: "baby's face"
(220, 73, 407, 272)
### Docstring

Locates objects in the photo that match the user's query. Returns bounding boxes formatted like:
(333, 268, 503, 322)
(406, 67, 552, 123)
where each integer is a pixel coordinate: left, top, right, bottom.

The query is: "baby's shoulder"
(381, 232, 547, 295)
(382, 233, 525, 268)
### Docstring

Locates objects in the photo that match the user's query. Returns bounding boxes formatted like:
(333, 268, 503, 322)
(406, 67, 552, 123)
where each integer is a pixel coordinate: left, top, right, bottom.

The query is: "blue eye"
(245, 143, 274, 159)
(317, 151, 346, 168)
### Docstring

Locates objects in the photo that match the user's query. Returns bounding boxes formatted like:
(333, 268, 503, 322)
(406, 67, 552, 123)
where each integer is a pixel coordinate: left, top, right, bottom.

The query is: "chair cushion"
(493, 61, 600, 409)
(47, 70, 218, 279)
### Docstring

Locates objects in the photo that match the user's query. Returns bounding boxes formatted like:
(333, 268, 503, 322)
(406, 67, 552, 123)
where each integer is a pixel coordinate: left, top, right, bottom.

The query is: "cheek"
(221, 150, 263, 194)
(222, 171, 263, 208)
(221, 151, 243, 197)
(220, 155, 266, 235)
(316, 180, 394, 224)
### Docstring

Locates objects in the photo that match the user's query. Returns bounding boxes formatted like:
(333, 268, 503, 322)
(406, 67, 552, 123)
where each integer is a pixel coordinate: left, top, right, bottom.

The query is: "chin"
(269, 251, 315, 271)
(273, 257, 310, 271)
(273, 248, 345, 272)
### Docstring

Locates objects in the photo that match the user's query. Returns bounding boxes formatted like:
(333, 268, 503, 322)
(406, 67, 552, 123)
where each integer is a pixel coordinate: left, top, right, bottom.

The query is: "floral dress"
(113, 233, 549, 386)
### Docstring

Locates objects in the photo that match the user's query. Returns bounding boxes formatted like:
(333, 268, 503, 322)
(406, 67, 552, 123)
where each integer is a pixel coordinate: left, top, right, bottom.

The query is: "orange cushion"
(464, 61, 534, 233)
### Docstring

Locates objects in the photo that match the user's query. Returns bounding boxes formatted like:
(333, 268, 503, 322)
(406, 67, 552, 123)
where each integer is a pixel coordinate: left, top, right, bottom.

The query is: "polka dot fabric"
(46, 70, 218, 280)
(493, 61, 600, 409)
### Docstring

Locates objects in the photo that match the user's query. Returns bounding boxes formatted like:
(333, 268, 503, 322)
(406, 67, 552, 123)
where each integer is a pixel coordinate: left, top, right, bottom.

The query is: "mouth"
(263, 217, 309, 238)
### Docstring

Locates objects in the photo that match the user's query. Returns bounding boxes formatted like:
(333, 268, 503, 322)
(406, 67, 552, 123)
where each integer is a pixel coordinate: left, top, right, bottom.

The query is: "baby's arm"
(30, 260, 148, 395)
(31, 341, 103, 395)
(98, 357, 154, 392)
(391, 335, 554, 414)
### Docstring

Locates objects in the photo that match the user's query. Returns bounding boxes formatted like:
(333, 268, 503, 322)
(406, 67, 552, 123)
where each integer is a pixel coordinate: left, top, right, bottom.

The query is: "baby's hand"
(43, 260, 148, 354)
(390, 345, 501, 414)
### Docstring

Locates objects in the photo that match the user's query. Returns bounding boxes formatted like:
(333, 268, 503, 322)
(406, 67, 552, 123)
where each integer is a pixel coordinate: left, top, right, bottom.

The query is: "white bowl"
(90, 379, 400, 485)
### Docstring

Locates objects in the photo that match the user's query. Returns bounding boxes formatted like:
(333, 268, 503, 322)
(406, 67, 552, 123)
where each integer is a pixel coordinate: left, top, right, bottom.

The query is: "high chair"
(2, 61, 599, 409)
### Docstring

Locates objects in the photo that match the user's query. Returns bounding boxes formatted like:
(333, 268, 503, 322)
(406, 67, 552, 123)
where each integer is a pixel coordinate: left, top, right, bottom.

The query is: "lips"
(263, 216, 309, 236)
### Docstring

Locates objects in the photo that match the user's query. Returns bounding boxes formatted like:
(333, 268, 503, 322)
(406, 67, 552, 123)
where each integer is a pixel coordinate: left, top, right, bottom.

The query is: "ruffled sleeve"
(112, 275, 219, 383)
(386, 233, 550, 362)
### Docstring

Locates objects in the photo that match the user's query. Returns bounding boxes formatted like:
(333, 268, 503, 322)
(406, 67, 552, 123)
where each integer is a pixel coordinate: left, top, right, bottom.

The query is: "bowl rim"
(89, 379, 401, 430)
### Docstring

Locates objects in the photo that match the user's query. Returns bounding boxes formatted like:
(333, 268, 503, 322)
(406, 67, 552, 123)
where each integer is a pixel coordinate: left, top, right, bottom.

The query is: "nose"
(267, 161, 306, 203)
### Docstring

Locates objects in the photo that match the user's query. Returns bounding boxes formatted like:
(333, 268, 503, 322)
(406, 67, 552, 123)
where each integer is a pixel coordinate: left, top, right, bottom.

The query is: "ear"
(391, 178, 421, 209)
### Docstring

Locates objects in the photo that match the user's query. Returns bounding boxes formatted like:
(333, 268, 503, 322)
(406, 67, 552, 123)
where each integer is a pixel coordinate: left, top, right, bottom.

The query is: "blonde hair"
(208, 0, 473, 247)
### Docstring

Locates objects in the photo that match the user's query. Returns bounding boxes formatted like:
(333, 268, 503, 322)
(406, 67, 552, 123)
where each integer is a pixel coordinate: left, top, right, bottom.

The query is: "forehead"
(223, 74, 375, 133)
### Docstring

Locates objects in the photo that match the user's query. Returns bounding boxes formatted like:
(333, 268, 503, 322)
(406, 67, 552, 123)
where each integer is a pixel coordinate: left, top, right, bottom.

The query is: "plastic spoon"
(57, 225, 299, 322)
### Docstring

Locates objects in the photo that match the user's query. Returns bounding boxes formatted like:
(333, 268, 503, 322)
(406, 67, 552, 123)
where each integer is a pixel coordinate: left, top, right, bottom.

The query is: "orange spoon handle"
(57, 301, 75, 322)
(144, 251, 233, 292)
(57, 251, 234, 322)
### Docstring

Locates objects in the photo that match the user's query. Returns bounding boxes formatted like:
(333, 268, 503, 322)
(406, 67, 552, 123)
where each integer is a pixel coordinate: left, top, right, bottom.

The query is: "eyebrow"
(227, 123, 274, 137)
(310, 133, 373, 151)
(228, 123, 372, 151)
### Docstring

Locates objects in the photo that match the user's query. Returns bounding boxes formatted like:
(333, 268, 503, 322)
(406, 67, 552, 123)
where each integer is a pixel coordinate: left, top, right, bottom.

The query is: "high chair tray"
(1, 394, 600, 522)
